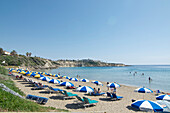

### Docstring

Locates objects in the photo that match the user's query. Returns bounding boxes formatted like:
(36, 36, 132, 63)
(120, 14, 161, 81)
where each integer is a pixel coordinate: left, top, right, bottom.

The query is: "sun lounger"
(83, 97, 98, 108)
(74, 96, 85, 105)
(90, 92, 105, 96)
(106, 92, 123, 100)
(63, 90, 78, 100)
(37, 97, 48, 104)
(31, 84, 48, 90)
(26, 94, 48, 104)
(48, 86, 63, 94)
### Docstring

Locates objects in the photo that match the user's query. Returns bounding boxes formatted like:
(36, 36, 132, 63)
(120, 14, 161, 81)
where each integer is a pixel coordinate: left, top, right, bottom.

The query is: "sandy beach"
(12, 73, 160, 113)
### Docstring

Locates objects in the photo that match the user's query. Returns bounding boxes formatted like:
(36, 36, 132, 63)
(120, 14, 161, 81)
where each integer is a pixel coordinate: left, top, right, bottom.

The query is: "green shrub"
(0, 66, 8, 75)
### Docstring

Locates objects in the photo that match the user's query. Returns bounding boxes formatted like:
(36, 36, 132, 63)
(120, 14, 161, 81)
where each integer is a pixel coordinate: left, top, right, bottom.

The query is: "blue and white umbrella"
(39, 77, 51, 82)
(76, 86, 94, 93)
(134, 87, 153, 93)
(131, 100, 163, 112)
(60, 82, 74, 87)
(69, 78, 78, 82)
(92, 81, 103, 86)
(49, 79, 60, 84)
(156, 95, 170, 101)
(107, 82, 120, 88)
(80, 79, 89, 82)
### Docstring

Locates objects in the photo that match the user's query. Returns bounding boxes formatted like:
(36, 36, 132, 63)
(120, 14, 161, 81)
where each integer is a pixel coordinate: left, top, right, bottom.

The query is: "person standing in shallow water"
(149, 77, 152, 83)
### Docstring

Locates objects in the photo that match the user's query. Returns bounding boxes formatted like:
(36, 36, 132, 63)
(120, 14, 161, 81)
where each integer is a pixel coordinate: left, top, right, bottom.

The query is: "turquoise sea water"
(48, 65, 170, 92)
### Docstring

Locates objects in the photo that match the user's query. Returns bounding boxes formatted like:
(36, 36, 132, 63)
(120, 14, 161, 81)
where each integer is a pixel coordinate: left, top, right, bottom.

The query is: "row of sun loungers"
(20, 76, 122, 107)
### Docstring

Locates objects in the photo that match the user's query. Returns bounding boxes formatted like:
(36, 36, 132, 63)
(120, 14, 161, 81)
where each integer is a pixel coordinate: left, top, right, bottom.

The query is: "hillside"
(0, 55, 59, 69)
(56, 59, 125, 67)
(0, 55, 125, 69)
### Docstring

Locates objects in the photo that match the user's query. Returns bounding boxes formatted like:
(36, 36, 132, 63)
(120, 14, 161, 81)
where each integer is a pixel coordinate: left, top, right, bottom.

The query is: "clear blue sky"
(0, 0, 170, 65)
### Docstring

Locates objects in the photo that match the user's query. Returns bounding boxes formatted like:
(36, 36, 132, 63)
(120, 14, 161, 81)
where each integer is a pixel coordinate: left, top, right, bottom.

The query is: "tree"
(10, 50, 17, 56)
(0, 48, 4, 56)
(26, 52, 29, 57)
(29, 52, 32, 57)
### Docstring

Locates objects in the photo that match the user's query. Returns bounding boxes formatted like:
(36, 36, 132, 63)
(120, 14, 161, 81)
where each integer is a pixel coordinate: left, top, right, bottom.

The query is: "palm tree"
(26, 52, 29, 57)
(29, 52, 32, 57)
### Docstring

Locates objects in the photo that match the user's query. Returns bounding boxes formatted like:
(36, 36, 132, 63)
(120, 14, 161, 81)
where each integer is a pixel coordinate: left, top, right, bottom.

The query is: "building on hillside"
(4, 51, 10, 55)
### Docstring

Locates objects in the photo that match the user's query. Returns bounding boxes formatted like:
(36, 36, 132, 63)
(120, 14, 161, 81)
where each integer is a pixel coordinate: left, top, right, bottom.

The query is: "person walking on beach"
(107, 82, 109, 91)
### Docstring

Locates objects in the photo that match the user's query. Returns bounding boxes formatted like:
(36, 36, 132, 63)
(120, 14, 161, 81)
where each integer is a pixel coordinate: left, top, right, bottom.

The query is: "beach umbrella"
(11, 70, 17, 73)
(107, 82, 120, 88)
(34, 74, 44, 78)
(46, 73, 52, 76)
(34, 72, 38, 74)
(157, 100, 170, 112)
(52, 74, 60, 77)
(63, 76, 70, 79)
(60, 82, 74, 87)
(42, 72, 47, 75)
(92, 81, 103, 86)
(9, 68, 13, 72)
(40, 77, 51, 81)
(27, 73, 32, 76)
(80, 79, 89, 82)
(49, 79, 60, 84)
(156, 94, 170, 101)
(134, 87, 153, 93)
(30, 72, 36, 77)
(69, 78, 78, 82)
(76, 86, 94, 93)
(134, 87, 153, 99)
(20, 71, 26, 74)
(131, 100, 163, 112)
(25, 71, 30, 75)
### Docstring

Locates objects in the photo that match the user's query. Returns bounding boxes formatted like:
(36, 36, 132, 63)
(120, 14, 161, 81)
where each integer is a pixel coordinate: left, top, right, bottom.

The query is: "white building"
(4, 51, 10, 55)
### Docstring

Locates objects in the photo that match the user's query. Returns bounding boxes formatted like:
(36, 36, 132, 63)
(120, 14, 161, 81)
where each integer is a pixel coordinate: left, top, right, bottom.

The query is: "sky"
(0, 0, 170, 65)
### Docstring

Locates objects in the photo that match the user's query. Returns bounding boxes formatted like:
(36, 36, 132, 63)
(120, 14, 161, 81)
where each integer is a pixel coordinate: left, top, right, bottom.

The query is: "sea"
(46, 65, 170, 92)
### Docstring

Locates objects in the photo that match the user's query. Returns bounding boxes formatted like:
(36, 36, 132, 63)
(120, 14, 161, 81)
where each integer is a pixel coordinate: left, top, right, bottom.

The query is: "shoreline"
(11, 71, 169, 113)
(32, 67, 170, 93)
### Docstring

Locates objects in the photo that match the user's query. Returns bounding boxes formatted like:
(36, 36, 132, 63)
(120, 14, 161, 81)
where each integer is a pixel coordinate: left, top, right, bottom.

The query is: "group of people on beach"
(93, 88, 101, 94)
